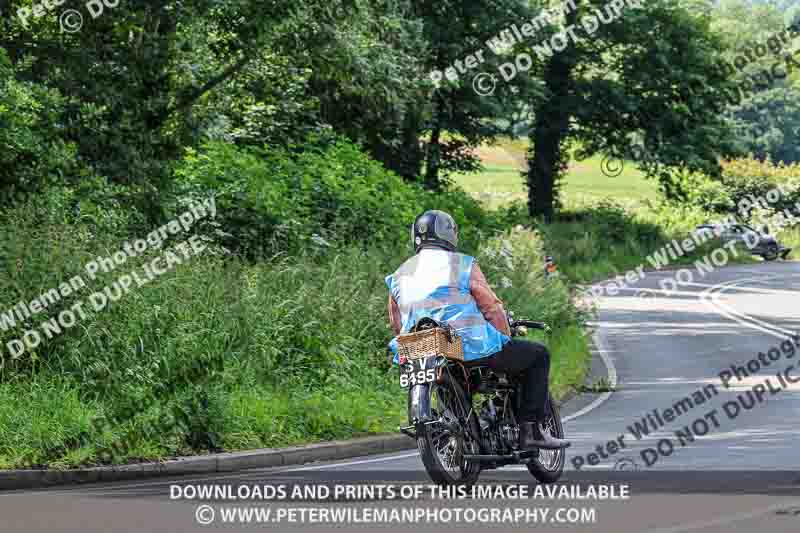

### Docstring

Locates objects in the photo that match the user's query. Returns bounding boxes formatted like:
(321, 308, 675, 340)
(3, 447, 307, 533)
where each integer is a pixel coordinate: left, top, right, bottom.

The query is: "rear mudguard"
(407, 357, 485, 426)
(408, 382, 433, 424)
(407, 356, 441, 424)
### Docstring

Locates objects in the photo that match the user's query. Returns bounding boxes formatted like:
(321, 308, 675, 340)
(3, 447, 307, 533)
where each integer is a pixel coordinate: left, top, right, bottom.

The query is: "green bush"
(0, 48, 79, 203)
(173, 136, 505, 257)
(665, 172, 734, 214)
(0, 376, 100, 469)
(477, 226, 587, 330)
(717, 158, 800, 218)
(174, 136, 420, 255)
(535, 200, 667, 283)
(476, 226, 591, 398)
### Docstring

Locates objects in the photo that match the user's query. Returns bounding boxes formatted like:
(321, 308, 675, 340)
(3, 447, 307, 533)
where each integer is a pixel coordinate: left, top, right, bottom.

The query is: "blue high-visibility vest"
(385, 248, 509, 363)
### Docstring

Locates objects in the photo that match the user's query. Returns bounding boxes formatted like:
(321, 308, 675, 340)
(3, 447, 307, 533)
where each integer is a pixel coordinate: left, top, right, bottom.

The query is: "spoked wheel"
(415, 374, 481, 486)
(527, 394, 566, 483)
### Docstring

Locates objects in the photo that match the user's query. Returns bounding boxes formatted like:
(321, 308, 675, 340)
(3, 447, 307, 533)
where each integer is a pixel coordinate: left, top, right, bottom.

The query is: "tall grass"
(477, 226, 591, 398)
(0, 199, 590, 468)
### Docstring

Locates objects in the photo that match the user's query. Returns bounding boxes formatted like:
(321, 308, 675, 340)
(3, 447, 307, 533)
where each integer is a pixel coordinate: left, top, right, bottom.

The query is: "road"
(2, 263, 800, 532)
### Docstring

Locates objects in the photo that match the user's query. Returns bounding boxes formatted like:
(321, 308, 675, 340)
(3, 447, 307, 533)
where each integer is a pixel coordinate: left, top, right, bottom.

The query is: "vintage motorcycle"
(397, 315, 566, 486)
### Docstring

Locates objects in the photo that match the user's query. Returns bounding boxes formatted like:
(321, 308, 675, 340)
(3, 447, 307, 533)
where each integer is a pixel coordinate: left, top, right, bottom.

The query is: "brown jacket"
(388, 262, 511, 336)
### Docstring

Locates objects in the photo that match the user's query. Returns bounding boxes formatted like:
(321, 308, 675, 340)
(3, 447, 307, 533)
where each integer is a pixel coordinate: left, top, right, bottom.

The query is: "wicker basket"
(397, 327, 464, 361)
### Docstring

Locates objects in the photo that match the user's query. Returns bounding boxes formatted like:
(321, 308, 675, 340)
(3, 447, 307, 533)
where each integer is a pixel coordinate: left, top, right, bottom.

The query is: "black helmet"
(412, 210, 458, 252)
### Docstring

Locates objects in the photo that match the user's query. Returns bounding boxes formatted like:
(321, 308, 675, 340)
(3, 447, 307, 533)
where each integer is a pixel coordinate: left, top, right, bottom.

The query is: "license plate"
(399, 357, 436, 388)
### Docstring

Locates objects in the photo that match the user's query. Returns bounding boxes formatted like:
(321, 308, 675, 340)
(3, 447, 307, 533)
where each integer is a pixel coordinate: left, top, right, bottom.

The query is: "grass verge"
(0, 221, 591, 468)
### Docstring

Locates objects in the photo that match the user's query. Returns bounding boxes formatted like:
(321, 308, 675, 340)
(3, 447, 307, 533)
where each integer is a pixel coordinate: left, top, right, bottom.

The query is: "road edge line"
(1, 303, 618, 490)
(563, 326, 617, 423)
(0, 434, 416, 491)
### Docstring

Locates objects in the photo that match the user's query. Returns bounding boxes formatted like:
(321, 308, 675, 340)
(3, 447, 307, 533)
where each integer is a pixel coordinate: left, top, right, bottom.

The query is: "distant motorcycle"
(398, 315, 565, 486)
(694, 222, 791, 261)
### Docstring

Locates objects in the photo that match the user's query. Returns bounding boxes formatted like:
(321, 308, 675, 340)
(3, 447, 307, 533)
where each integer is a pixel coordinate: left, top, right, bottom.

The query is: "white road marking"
(702, 274, 798, 339)
(285, 451, 421, 472)
(710, 285, 800, 297)
(644, 268, 800, 533)
(562, 327, 617, 423)
(611, 287, 705, 297)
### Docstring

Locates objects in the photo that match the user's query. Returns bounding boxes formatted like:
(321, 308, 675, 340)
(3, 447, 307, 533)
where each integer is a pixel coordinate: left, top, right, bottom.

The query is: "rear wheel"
(415, 373, 481, 486)
(526, 394, 566, 483)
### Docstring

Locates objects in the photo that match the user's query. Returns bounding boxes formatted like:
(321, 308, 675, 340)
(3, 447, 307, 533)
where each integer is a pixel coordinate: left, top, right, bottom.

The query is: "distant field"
(454, 139, 659, 209)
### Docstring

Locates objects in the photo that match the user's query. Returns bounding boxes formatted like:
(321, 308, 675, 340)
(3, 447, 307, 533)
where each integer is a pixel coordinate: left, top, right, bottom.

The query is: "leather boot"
(520, 421, 571, 450)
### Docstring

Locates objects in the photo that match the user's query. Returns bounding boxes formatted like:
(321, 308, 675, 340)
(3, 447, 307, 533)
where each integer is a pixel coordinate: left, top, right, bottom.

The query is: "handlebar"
(510, 320, 549, 331)
(507, 316, 551, 337)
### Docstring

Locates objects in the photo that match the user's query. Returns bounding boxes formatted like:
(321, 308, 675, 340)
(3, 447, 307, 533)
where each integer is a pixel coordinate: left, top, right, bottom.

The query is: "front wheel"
(526, 394, 566, 483)
(414, 374, 481, 486)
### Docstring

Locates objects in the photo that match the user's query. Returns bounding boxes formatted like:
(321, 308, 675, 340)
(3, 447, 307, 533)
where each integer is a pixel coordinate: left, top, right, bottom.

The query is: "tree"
(711, 0, 800, 164)
(413, 0, 543, 189)
(304, 0, 542, 187)
(287, 0, 429, 181)
(521, 0, 738, 220)
(730, 86, 800, 164)
(1, 0, 301, 219)
(0, 47, 77, 202)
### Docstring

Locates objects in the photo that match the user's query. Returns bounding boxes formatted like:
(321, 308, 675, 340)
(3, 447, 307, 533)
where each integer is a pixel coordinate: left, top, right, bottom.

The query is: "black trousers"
(483, 339, 551, 422)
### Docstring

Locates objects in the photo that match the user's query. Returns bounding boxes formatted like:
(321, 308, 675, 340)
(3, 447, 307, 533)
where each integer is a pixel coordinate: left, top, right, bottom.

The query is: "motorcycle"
(397, 315, 566, 486)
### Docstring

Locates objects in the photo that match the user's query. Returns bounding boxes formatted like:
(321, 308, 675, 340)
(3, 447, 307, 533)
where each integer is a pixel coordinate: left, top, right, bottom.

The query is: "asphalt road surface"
(3, 262, 800, 533)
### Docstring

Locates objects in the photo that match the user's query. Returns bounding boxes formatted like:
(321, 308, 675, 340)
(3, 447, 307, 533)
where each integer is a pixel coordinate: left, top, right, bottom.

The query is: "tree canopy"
(0, 0, 784, 221)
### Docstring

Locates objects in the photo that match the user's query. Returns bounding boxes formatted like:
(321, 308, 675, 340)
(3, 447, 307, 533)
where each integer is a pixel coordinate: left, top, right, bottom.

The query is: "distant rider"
(385, 210, 570, 450)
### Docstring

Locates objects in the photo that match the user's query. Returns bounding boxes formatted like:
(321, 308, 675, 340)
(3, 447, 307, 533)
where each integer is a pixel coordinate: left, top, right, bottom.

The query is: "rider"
(386, 210, 570, 450)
